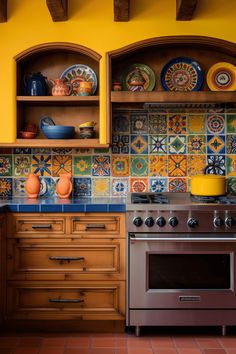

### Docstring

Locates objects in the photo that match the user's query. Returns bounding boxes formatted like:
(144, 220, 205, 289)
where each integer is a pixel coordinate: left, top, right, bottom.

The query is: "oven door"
(129, 233, 236, 309)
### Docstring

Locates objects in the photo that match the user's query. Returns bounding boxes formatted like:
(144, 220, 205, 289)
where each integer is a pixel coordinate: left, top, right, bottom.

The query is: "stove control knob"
(133, 216, 143, 227)
(156, 216, 166, 227)
(187, 217, 198, 229)
(213, 216, 224, 228)
(169, 216, 178, 227)
(225, 216, 235, 228)
(145, 217, 155, 227)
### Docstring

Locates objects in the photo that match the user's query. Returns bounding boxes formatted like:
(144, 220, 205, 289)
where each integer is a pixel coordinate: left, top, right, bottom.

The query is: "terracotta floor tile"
(17, 338, 42, 347)
(115, 338, 127, 348)
(195, 338, 223, 349)
(151, 336, 175, 348)
(115, 349, 128, 354)
(0, 338, 19, 348)
(91, 337, 116, 348)
(66, 336, 91, 347)
(173, 337, 199, 348)
(127, 337, 152, 348)
(14, 348, 40, 354)
(153, 349, 178, 354)
(227, 350, 236, 354)
(218, 337, 236, 348)
(38, 347, 65, 354)
(202, 350, 227, 354)
(127, 349, 153, 354)
(0, 349, 13, 354)
(177, 349, 203, 354)
(64, 349, 90, 354)
(89, 349, 115, 354)
(41, 338, 66, 347)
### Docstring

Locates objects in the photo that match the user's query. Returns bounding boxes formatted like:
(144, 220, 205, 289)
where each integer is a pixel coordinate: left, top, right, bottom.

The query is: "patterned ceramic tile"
(130, 135, 148, 154)
(130, 178, 148, 193)
(169, 177, 188, 193)
(111, 156, 130, 177)
(0, 148, 12, 154)
(149, 155, 168, 177)
(227, 114, 236, 133)
(188, 155, 206, 176)
(52, 148, 73, 155)
(13, 154, 31, 177)
(168, 155, 187, 177)
(39, 177, 56, 197)
(92, 156, 110, 176)
(73, 156, 91, 176)
(0, 155, 12, 176)
(130, 112, 148, 134)
(207, 135, 225, 154)
(0, 177, 12, 197)
(32, 148, 51, 154)
(94, 148, 110, 153)
(13, 148, 31, 154)
(148, 114, 167, 134)
(130, 155, 148, 177)
(112, 110, 130, 134)
(112, 135, 129, 154)
(226, 155, 236, 176)
(227, 177, 236, 195)
(73, 148, 93, 154)
(149, 135, 167, 154)
(207, 114, 225, 134)
(32, 155, 52, 176)
(206, 155, 226, 175)
(149, 178, 167, 192)
(92, 178, 110, 196)
(112, 178, 129, 196)
(52, 155, 72, 177)
(73, 177, 91, 196)
(168, 114, 187, 135)
(226, 134, 236, 154)
(187, 114, 205, 134)
(168, 135, 187, 154)
(187, 135, 206, 154)
(13, 177, 26, 197)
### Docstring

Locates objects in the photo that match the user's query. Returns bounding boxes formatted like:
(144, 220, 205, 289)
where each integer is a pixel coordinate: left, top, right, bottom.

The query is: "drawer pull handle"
(32, 224, 52, 229)
(85, 223, 106, 230)
(49, 298, 84, 303)
(49, 256, 84, 261)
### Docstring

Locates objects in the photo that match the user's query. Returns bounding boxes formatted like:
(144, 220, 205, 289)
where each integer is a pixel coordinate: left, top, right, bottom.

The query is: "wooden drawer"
(8, 214, 66, 238)
(7, 239, 125, 281)
(70, 214, 124, 238)
(6, 281, 125, 320)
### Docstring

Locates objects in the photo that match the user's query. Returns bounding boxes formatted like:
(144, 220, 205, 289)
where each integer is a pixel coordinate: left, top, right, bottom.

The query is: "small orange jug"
(25, 173, 40, 198)
(56, 173, 72, 199)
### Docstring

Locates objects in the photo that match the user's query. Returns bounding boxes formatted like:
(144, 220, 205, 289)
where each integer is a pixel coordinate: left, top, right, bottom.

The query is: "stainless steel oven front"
(127, 233, 236, 336)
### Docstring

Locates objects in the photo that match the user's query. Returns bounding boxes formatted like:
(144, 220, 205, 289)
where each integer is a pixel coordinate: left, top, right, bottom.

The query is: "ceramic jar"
(25, 173, 40, 198)
(56, 173, 72, 199)
(50, 78, 72, 96)
(77, 81, 93, 96)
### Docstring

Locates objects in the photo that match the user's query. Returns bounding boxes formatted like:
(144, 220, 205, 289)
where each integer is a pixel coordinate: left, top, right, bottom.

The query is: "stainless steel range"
(126, 192, 236, 336)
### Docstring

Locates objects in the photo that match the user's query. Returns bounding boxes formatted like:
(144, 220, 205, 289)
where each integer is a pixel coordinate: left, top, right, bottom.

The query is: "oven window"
(148, 254, 230, 290)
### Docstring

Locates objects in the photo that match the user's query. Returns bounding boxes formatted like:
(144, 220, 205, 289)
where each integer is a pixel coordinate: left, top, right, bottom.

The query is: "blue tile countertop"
(0, 197, 127, 213)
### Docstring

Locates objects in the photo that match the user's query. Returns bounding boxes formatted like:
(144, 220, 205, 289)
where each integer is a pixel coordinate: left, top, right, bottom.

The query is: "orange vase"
(25, 173, 40, 198)
(56, 173, 72, 199)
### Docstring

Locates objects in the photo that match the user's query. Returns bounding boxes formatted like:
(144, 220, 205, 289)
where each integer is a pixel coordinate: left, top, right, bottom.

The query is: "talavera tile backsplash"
(1, 107, 236, 198)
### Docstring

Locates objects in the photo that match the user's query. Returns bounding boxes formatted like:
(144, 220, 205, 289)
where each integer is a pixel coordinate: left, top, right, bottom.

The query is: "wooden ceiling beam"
(46, 0, 68, 22)
(176, 0, 198, 21)
(0, 0, 7, 22)
(114, 0, 130, 21)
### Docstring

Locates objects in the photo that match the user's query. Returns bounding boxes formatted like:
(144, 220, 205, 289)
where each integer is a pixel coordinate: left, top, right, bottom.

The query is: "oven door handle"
(130, 236, 236, 242)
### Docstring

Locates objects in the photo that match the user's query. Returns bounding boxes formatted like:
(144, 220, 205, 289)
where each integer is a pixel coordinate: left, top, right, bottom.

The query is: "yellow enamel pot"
(190, 174, 226, 196)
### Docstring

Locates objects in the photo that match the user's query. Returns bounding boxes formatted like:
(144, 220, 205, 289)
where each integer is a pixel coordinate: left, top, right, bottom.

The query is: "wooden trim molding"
(114, 0, 130, 21)
(0, 0, 7, 22)
(176, 0, 198, 21)
(46, 0, 68, 22)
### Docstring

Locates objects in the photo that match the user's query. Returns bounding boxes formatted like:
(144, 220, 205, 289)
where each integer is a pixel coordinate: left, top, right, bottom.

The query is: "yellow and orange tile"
(149, 155, 168, 177)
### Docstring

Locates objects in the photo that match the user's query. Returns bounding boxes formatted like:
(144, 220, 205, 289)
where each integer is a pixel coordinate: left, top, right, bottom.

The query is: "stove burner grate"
(191, 194, 236, 204)
(131, 193, 169, 204)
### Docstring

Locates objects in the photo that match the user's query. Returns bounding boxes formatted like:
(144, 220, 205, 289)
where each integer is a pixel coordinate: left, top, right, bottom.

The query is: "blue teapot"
(24, 72, 48, 96)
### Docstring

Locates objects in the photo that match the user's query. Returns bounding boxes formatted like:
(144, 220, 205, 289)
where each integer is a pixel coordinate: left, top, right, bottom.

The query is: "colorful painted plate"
(121, 64, 156, 92)
(207, 62, 236, 91)
(60, 64, 97, 95)
(160, 57, 203, 92)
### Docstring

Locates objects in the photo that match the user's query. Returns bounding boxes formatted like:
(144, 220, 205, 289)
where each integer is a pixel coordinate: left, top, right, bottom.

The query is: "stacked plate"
(206, 62, 236, 91)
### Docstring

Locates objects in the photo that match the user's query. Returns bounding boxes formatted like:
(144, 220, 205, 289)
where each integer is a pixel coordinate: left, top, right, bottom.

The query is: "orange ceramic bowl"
(20, 131, 37, 139)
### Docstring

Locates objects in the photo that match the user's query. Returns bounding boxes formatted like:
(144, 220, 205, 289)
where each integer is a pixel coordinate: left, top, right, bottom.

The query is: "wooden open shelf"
(0, 138, 109, 148)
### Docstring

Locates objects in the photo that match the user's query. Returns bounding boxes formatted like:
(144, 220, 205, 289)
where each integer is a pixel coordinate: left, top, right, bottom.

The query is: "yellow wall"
(1, 0, 236, 143)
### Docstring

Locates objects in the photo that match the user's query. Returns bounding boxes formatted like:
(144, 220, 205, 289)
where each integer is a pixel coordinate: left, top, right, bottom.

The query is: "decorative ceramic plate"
(60, 64, 97, 95)
(207, 62, 236, 91)
(160, 57, 203, 91)
(120, 63, 156, 92)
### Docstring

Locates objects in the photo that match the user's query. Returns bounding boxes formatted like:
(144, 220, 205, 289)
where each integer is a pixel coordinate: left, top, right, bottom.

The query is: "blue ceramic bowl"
(42, 125, 75, 139)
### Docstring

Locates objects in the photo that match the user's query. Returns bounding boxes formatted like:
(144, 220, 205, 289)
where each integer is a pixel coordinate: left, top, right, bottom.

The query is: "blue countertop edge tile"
(0, 197, 127, 213)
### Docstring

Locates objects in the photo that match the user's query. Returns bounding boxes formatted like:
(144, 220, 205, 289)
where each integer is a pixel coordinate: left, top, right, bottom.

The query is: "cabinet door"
(7, 238, 125, 281)
(0, 215, 6, 326)
(6, 281, 125, 321)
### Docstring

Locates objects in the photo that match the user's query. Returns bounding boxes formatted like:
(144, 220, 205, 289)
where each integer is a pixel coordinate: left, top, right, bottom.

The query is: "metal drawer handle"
(49, 256, 84, 261)
(32, 224, 52, 229)
(85, 223, 106, 230)
(48, 298, 84, 303)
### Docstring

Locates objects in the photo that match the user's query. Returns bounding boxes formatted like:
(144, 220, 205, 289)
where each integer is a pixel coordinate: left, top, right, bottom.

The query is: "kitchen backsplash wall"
(1, 107, 236, 198)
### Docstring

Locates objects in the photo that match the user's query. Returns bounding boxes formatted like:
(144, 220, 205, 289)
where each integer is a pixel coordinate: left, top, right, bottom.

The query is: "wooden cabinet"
(107, 35, 236, 136)
(1, 42, 108, 148)
(6, 213, 125, 327)
(0, 214, 6, 327)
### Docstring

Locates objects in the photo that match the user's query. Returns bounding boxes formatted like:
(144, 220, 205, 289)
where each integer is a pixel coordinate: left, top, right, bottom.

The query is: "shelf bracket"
(176, 0, 198, 21)
(114, 0, 130, 21)
(0, 0, 7, 22)
(46, 0, 68, 22)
